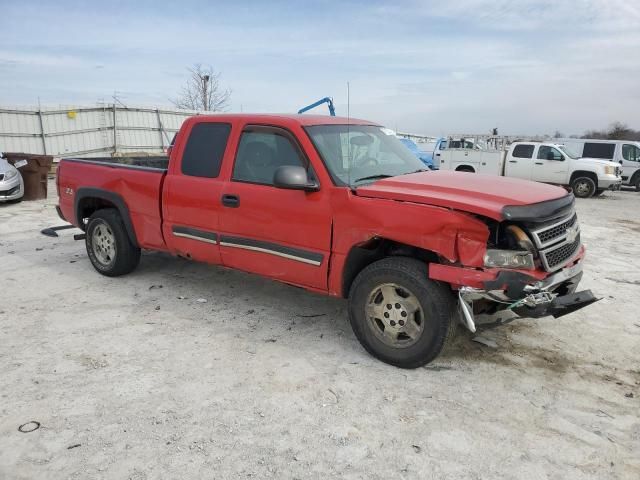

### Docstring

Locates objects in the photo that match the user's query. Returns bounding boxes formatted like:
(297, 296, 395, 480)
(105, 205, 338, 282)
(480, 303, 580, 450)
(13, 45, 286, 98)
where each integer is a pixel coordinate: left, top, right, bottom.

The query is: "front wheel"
(86, 209, 141, 276)
(571, 176, 596, 198)
(348, 257, 457, 368)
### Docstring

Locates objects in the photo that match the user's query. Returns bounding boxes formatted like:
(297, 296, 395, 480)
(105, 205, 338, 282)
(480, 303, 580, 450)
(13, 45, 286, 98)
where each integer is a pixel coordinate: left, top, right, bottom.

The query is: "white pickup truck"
(438, 140, 622, 198)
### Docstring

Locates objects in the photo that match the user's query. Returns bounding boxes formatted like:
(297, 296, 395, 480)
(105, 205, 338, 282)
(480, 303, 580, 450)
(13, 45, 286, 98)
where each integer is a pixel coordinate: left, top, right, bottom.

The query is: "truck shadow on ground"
(135, 250, 611, 377)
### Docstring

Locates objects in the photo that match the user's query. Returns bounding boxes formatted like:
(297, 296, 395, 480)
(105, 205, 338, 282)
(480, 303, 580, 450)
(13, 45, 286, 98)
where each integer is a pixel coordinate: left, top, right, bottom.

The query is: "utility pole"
(202, 74, 210, 111)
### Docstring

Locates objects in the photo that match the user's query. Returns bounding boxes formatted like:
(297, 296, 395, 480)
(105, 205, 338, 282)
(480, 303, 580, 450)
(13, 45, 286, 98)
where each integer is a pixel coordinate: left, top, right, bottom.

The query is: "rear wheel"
(456, 166, 475, 173)
(571, 176, 596, 198)
(86, 209, 140, 276)
(634, 175, 640, 192)
(348, 257, 457, 368)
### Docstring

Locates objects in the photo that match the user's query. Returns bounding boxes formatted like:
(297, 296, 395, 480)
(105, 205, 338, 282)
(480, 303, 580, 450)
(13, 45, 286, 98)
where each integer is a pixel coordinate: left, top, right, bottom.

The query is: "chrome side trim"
(173, 231, 218, 244)
(219, 241, 322, 266)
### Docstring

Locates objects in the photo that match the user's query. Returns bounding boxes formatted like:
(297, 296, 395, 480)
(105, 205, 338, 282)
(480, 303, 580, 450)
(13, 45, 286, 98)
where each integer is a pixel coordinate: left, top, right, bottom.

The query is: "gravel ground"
(1, 182, 639, 479)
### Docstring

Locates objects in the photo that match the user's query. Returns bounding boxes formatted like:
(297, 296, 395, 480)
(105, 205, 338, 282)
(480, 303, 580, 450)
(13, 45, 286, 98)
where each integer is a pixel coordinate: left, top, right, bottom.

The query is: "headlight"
(484, 249, 535, 269)
(4, 169, 17, 180)
(604, 166, 615, 175)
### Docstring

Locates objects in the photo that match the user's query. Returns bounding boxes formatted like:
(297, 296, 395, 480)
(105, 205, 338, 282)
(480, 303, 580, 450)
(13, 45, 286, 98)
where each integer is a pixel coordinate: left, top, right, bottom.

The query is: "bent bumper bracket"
(512, 289, 600, 319)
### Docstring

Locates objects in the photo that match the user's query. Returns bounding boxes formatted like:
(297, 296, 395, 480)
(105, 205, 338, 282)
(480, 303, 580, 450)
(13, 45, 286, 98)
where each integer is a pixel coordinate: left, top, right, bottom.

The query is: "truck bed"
(66, 155, 169, 170)
(57, 157, 168, 250)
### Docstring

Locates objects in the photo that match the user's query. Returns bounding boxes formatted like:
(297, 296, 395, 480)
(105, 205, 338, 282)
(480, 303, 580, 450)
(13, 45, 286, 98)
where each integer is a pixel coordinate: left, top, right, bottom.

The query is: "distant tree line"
(579, 122, 640, 141)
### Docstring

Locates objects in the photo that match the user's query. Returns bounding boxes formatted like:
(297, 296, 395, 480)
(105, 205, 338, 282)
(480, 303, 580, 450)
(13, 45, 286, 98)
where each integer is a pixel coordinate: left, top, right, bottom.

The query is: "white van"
(558, 139, 640, 191)
(439, 140, 622, 198)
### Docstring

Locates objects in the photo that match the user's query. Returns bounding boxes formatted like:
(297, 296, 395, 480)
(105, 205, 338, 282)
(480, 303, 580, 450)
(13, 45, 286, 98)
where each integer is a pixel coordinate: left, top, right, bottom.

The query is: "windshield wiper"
(352, 174, 394, 185)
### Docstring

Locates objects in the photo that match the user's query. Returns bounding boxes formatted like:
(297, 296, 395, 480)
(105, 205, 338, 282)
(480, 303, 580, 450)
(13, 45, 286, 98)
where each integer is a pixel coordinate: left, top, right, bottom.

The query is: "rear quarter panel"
(58, 160, 167, 250)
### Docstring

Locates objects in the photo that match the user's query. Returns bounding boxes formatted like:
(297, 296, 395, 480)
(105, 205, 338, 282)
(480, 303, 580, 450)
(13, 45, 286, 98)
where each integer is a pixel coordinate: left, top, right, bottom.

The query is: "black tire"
(348, 257, 457, 368)
(593, 189, 605, 197)
(86, 209, 140, 276)
(571, 176, 596, 198)
(456, 166, 475, 173)
(633, 175, 640, 192)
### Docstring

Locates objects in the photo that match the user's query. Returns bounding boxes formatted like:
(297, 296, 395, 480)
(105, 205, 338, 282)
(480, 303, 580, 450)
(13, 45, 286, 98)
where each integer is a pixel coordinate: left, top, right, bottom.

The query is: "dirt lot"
(1, 182, 638, 479)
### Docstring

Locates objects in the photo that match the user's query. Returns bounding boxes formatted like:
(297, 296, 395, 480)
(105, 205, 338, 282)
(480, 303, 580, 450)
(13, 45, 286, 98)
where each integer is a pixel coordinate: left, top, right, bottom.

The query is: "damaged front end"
(432, 194, 600, 332)
(457, 261, 599, 332)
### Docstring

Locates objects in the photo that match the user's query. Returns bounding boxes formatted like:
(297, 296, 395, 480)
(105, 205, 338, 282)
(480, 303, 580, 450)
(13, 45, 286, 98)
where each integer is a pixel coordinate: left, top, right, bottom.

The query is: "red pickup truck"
(56, 114, 597, 368)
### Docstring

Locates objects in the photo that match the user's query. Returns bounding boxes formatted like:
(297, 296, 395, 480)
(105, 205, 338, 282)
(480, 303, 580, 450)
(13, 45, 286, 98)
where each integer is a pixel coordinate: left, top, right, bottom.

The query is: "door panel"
(161, 121, 232, 264)
(162, 175, 224, 264)
(621, 144, 640, 181)
(218, 125, 332, 290)
(505, 145, 534, 180)
(219, 183, 331, 289)
(531, 146, 569, 184)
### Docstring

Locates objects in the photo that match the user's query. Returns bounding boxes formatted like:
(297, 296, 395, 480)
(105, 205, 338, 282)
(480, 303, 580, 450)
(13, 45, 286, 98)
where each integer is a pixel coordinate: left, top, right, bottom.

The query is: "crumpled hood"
(355, 171, 568, 220)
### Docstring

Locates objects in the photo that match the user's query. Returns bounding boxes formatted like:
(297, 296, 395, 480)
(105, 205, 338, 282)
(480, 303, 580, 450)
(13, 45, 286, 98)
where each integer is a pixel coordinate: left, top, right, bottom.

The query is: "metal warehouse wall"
(0, 105, 210, 157)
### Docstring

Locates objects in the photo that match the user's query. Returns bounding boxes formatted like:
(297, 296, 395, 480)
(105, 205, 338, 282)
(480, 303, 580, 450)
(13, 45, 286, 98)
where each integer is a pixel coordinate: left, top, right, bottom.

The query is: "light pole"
(202, 74, 210, 111)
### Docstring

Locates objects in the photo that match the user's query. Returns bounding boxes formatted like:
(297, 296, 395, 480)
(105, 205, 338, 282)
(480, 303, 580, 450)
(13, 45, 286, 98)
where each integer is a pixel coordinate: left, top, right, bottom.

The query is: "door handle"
(535, 162, 543, 165)
(509, 160, 517, 163)
(221, 194, 240, 208)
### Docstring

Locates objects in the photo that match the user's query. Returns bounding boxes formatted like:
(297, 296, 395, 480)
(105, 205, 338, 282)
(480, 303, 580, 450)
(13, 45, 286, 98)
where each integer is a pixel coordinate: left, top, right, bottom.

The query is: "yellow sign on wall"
(67, 111, 77, 119)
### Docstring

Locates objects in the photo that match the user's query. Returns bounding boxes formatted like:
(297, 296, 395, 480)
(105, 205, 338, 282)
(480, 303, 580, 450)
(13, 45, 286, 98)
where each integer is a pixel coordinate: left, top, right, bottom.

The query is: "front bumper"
(598, 176, 622, 190)
(432, 256, 599, 332)
(0, 175, 24, 202)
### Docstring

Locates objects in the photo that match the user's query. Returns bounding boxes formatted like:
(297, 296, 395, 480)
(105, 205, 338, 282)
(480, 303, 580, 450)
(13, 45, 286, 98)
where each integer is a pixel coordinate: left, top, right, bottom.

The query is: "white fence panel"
(0, 105, 204, 157)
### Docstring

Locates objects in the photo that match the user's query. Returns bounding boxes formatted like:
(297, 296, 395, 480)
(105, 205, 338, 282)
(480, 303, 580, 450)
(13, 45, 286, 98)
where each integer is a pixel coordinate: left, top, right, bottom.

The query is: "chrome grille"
(528, 211, 582, 271)
(534, 214, 578, 247)
(540, 234, 581, 271)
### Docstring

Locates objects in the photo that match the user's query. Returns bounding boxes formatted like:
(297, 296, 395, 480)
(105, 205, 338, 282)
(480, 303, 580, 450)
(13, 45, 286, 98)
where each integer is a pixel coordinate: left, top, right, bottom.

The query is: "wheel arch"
(569, 170, 598, 185)
(75, 188, 139, 247)
(341, 237, 440, 298)
(455, 165, 476, 173)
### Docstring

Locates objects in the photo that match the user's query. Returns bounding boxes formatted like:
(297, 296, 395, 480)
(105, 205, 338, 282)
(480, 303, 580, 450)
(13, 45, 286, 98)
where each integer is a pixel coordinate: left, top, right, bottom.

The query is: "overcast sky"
(1, 0, 639, 135)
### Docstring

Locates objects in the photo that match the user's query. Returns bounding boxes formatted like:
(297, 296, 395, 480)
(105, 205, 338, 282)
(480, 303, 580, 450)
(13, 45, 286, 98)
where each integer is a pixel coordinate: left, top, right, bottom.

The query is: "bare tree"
(607, 121, 633, 140)
(171, 64, 231, 112)
(553, 130, 564, 139)
(581, 121, 640, 141)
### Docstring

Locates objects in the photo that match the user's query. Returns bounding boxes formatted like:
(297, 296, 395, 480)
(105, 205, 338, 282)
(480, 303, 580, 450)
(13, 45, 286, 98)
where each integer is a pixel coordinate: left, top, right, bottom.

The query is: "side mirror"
(273, 165, 319, 192)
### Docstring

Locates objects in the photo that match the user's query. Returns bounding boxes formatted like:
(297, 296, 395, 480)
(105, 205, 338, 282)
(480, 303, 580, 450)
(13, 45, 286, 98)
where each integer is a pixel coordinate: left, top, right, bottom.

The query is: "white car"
(0, 157, 25, 202)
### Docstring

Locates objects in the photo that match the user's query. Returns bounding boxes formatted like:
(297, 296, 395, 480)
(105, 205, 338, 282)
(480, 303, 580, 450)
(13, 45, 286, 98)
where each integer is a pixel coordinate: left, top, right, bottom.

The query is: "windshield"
(558, 145, 579, 159)
(305, 125, 426, 186)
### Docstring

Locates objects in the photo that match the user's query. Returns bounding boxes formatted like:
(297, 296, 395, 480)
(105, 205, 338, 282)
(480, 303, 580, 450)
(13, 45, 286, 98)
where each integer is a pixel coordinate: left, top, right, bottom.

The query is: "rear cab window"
(512, 144, 535, 158)
(181, 122, 231, 178)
